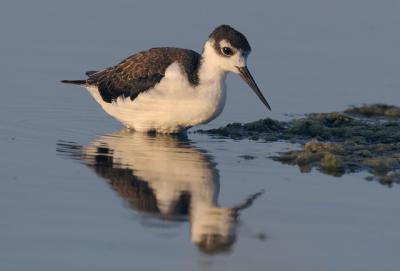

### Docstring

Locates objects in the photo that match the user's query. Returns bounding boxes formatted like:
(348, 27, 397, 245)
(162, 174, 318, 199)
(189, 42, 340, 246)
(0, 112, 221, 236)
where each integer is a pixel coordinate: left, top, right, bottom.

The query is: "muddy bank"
(197, 104, 400, 186)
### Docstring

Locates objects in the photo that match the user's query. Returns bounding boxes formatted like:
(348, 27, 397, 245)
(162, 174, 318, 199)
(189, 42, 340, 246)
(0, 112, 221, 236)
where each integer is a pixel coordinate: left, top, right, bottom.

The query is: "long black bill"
(237, 66, 271, 110)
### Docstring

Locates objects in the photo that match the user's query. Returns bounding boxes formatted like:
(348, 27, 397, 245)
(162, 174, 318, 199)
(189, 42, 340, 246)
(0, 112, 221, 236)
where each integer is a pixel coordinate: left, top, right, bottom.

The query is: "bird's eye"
(221, 47, 233, 56)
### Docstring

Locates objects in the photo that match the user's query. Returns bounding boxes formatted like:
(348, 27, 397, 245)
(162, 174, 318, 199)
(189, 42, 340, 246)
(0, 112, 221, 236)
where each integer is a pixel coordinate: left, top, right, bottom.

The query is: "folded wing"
(86, 48, 201, 103)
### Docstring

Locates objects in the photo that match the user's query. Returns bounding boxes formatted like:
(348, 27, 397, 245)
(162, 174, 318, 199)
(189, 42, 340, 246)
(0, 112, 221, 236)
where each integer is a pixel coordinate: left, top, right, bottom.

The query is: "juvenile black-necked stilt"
(62, 25, 271, 133)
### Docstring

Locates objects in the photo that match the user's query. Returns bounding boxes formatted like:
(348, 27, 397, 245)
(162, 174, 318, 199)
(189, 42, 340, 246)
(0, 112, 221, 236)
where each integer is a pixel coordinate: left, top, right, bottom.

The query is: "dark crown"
(209, 25, 251, 52)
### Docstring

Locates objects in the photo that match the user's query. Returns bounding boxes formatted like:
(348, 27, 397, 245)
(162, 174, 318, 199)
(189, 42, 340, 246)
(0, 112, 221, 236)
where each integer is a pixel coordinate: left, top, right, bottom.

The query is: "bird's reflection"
(57, 130, 263, 254)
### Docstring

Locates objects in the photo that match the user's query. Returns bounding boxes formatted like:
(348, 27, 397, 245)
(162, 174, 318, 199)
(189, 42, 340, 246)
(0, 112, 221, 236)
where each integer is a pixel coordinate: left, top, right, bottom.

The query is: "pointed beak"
(236, 66, 271, 111)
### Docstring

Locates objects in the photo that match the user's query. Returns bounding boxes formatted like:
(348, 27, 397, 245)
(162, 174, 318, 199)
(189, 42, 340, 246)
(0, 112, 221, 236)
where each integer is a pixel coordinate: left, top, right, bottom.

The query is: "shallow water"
(1, 0, 400, 270)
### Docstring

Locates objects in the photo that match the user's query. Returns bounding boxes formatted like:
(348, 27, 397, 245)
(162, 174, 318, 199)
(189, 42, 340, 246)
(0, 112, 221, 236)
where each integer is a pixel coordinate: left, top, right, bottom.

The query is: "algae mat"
(198, 104, 400, 186)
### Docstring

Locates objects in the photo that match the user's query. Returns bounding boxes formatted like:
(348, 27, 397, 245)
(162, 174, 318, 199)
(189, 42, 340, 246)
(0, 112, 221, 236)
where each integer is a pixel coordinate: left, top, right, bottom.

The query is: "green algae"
(197, 104, 400, 186)
(275, 140, 400, 185)
(345, 104, 400, 118)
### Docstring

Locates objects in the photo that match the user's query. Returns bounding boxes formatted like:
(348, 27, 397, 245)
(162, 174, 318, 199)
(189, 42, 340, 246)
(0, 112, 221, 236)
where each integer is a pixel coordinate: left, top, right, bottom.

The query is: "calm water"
(1, 0, 400, 270)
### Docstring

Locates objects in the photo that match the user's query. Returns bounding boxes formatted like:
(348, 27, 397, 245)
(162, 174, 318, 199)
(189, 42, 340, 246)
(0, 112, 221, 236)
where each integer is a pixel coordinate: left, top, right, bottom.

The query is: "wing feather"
(87, 48, 201, 103)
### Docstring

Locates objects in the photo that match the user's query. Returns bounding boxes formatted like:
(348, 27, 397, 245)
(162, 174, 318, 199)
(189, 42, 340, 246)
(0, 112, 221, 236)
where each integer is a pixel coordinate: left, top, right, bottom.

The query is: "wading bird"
(62, 25, 270, 133)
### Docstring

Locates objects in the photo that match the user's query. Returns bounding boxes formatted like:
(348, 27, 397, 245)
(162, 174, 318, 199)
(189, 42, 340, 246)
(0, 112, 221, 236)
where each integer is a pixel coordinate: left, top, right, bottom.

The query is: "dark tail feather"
(61, 79, 87, 85)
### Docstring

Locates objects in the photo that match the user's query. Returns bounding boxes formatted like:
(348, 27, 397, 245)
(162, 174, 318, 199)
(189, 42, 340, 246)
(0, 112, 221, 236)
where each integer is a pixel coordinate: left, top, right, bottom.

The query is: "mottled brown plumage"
(86, 48, 201, 103)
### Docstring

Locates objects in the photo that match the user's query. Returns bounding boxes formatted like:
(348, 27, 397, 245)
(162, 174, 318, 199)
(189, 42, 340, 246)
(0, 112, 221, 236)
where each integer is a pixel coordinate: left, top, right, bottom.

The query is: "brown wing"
(86, 48, 201, 103)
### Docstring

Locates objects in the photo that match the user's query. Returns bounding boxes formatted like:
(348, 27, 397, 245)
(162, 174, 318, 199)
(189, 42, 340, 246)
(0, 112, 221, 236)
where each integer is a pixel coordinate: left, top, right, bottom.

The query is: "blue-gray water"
(1, 0, 399, 270)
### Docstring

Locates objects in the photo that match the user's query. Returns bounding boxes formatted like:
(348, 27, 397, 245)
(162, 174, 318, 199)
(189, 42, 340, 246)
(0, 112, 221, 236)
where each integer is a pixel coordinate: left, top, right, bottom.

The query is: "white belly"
(86, 63, 227, 133)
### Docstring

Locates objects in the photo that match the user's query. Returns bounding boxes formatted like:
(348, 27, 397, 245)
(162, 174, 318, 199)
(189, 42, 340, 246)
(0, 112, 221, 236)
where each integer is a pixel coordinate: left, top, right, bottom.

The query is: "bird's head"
(204, 25, 271, 110)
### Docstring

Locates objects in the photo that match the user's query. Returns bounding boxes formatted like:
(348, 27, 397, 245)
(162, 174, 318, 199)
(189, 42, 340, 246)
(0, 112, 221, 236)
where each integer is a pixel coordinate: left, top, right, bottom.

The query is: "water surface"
(0, 0, 399, 270)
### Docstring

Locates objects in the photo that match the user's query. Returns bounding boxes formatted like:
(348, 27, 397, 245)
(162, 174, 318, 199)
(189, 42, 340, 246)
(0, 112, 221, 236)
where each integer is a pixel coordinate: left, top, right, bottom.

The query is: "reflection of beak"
(236, 66, 271, 110)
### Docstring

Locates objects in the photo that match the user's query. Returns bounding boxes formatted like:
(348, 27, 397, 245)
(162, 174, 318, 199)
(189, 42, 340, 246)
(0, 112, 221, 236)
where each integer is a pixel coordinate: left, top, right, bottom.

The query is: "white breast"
(86, 62, 227, 133)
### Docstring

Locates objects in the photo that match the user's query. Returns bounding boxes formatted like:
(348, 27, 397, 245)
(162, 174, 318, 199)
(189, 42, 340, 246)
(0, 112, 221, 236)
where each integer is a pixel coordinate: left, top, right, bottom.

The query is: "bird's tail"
(61, 79, 87, 85)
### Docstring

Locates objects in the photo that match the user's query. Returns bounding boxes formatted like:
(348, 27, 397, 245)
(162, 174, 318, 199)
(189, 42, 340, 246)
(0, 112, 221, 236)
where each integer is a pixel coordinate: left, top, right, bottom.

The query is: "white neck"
(198, 41, 227, 85)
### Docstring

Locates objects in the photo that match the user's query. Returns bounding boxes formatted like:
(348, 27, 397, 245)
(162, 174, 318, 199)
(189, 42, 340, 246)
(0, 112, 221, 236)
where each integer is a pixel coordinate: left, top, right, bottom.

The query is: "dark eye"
(221, 47, 233, 56)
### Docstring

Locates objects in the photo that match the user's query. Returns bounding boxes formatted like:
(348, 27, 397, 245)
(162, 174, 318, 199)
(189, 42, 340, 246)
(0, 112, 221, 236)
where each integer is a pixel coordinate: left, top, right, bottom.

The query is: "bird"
(61, 25, 271, 133)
